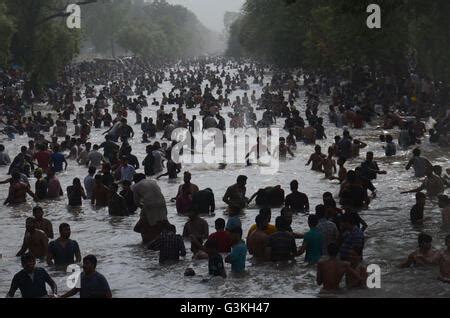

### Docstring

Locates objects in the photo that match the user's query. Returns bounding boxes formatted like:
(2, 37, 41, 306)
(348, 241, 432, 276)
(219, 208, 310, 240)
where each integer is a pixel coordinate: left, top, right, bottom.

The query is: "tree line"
(226, 0, 450, 83)
(0, 0, 217, 92)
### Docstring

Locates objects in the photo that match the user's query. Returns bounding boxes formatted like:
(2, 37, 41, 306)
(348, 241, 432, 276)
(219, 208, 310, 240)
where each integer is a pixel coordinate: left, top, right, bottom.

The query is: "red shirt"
(208, 230, 232, 253)
(34, 151, 51, 170)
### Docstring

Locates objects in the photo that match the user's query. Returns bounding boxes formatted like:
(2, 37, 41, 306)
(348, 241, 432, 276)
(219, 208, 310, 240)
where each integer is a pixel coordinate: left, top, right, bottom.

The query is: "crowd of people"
(0, 56, 449, 298)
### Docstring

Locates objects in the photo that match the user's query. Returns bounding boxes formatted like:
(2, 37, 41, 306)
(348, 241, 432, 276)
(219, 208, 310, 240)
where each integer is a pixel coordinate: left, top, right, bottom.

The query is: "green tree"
(6, 0, 82, 93)
(0, 0, 15, 67)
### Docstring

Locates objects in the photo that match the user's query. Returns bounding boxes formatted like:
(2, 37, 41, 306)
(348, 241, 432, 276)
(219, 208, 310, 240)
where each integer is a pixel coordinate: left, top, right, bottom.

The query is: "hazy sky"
(167, 0, 245, 32)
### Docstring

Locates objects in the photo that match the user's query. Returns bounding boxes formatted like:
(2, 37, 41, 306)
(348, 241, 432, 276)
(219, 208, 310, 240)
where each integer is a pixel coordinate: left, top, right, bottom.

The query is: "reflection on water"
(0, 66, 449, 298)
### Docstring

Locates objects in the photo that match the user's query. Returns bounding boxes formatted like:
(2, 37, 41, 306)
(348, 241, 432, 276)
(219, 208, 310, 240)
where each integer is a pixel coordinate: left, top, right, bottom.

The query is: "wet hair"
(255, 214, 266, 229)
(26, 217, 35, 224)
(416, 192, 426, 201)
(32, 206, 43, 214)
(315, 205, 326, 219)
(259, 208, 271, 219)
(386, 135, 393, 143)
(413, 148, 421, 156)
(346, 170, 356, 183)
(433, 165, 443, 176)
(21, 253, 36, 265)
(83, 255, 98, 267)
(275, 216, 289, 231)
(280, 207, 293, 218)
(0, 145, 4, 151)
(167, 224, 177, 233)
(418, 233, 432, 245)
(327, 243, 339, 257)
(215, 218, 225, 230)
(59, 223, 70, 232)
(308, 214, 319, 227)
(290, 180, 299, 190)
(88, 166, 96, 175)
(237, 175, 247, 184)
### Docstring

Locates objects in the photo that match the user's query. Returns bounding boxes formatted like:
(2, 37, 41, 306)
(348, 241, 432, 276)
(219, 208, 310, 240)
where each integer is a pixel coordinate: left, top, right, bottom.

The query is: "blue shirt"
(51, 152, 65, 172)
(340, 227, 365, 260)
(48, 239, 80, 266)
(303, 228, 323, 264)
(229, 240, 247, 273)
(80, 272, 111, 298)
(9, 268, 53, 298)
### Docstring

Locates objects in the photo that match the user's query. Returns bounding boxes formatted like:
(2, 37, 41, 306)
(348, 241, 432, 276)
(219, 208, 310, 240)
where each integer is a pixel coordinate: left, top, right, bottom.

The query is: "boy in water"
(225, 227, 247, 274)
(205, 239, 227, 279)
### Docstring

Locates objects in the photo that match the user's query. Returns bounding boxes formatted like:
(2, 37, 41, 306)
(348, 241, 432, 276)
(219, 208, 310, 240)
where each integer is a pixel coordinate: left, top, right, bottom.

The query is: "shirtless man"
(247, 215, 269, 261)
(400, 233, 439, 268)
(331, 157, 347, 183)
(91, 175, 110, 208)
(303, 126, 316, 144)
(306, 145, 326, 172)
(401, 167, 445, 197)
(278, 137, 294, 159)
(33, 206, 54, 239)
(16, 218, 49, 259)
(4, 172, 36, 205)
(322, 147, 337, 179)
(223, 175, 248, 212)
(437, 235, 450, 283)
(345, 249, 368, 289)
(317, 243, 361, 292)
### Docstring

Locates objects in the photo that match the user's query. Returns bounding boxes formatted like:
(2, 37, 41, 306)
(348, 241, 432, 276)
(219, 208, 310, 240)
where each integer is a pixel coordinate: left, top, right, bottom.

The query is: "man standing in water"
(4, 172, 36, 205)
(316, 243, 362, 292)
(33, 206, 54, 239)
(306, 145, 326, 172)
(47, 223, 81, 267)
(401, 167, 445, 197)
(400, 233, 439, 268)
(284, 180, 310, 213)
(132, 174, 168, 243)
(7, 253, 57, 298)
(16, 218, 49, 259)
(405, 148, 433, 178)
(61, 255, 112, 298)
(360, 152, 387, 181)
(223, 175, 248, 212)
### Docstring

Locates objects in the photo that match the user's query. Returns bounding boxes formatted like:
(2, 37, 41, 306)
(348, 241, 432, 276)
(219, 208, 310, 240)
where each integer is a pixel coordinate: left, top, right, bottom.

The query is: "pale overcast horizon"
(167, 0, 245, 32)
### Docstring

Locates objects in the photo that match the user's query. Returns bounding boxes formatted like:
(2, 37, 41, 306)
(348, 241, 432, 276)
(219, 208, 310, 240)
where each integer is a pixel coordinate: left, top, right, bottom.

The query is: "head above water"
(237, 175, 247, 187)
(418, 233, 432, 250)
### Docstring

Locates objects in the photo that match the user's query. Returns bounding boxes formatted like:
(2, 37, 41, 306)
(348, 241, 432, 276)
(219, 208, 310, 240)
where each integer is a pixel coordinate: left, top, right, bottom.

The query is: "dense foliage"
(1, 0, 80, 91)
(227, 0, 450, 82)
(83, 0, 218, 62)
